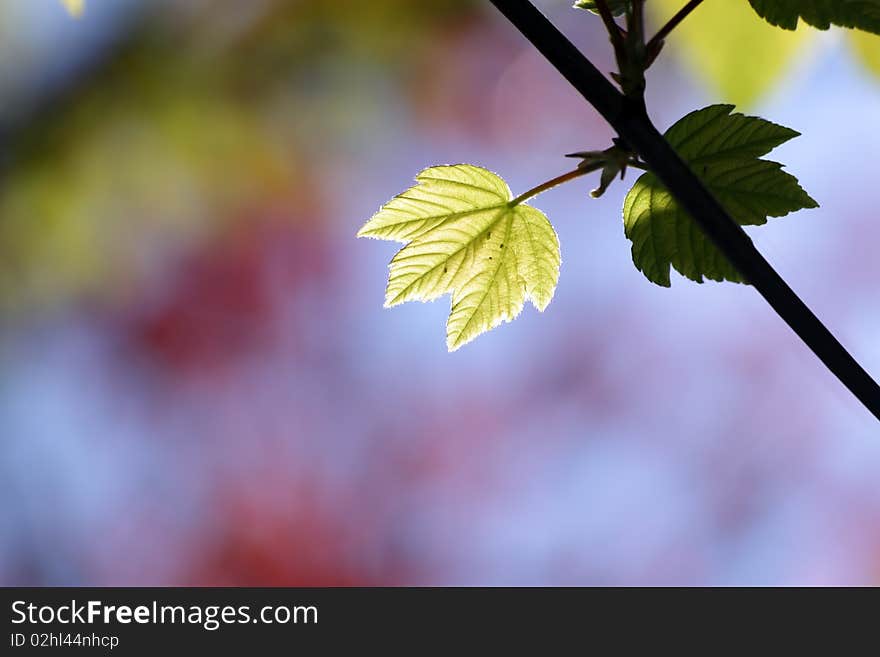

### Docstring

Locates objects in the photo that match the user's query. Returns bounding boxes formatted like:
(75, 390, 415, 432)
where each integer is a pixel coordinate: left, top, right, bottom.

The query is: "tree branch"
(489, 0, 880, 422)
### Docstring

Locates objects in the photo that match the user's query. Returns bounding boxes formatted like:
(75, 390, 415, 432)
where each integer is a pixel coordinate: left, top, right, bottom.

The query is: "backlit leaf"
(358, 164, 560, 351)
(623, 105, 818, 286)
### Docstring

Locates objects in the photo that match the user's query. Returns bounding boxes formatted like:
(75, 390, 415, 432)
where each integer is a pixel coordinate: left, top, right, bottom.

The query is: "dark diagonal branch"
(489, 0, 880, 422)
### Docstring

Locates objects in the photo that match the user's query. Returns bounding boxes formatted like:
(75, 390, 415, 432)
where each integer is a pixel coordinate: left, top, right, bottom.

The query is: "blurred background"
(1, 0, 880, 586)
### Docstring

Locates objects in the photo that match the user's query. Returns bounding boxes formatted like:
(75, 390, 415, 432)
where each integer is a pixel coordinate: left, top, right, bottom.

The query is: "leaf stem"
(647, 0, 705, 53)
(510, 163, 603, 206)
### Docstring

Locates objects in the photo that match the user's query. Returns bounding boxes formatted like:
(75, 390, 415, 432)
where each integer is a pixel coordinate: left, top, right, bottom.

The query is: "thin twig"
(488, 0, 880, 422)
(592, 0, 627, 69)
(631, 0, 646, 47)
(624, 0, 647, 96)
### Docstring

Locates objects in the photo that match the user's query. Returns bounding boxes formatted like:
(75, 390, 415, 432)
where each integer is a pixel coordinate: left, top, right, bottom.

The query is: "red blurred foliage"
(407, 13, 612, 148)
(407, 15, 522, 142)
(120, 209, 335, 378)
(188, 482, 384, 586)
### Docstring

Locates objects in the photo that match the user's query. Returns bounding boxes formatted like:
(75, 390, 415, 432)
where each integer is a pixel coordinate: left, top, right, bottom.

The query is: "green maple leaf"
(358, 164, 561, 351)
(748, 0, 880, 34)
(623, 104, 818, 287)
(573, 1, 630, 17)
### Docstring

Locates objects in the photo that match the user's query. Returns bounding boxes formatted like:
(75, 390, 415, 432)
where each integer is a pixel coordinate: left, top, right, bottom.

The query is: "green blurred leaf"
(851, 30, 880, 77)
(358, 164, 560, 351)
(60, 0, 84, 17)
(748, 0, 880, 34)
(623, 105, 818, 286)
(649, 0, 811, 107)
(0, 0, 475, 316)
(574, 1, 630, 16)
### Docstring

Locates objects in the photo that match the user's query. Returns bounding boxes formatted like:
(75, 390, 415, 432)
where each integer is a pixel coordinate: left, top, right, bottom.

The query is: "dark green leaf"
(748, 0, 880, 34)
(623, 105, 818, 286)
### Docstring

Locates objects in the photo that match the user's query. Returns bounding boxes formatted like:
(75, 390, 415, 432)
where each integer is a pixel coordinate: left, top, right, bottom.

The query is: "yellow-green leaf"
(648, 0, 812, 107)
(358, 164, 561, 351)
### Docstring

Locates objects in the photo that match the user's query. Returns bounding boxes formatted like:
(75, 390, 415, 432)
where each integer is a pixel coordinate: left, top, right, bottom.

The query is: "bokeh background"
(2, 0, 880, 586)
